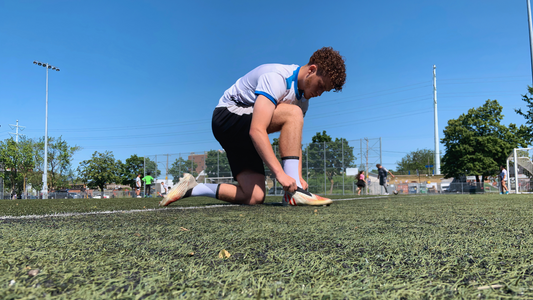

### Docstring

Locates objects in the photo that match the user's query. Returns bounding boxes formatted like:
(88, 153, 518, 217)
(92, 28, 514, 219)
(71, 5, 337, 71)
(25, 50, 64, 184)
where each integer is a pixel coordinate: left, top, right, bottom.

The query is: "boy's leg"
(217, 170, 266, 205)
(267, 104, 304, 187)
(217, 104, 304, 204)
(267, 103, 303, 158)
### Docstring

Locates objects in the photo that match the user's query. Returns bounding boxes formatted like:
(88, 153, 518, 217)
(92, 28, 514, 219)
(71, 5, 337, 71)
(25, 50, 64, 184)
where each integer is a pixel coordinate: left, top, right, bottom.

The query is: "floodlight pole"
(33, 61, 60, 199)
(44, 65, 49, 198)
(527, 0, 533, 83)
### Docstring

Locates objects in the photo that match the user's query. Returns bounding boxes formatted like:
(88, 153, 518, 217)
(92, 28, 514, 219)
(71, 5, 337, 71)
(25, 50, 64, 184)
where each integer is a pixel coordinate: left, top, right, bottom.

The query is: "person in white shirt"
(500, 166, 509, 194)
(161, 47, 346, 207)
(159, 181, 168, 197)
(135, 174, 142, 198)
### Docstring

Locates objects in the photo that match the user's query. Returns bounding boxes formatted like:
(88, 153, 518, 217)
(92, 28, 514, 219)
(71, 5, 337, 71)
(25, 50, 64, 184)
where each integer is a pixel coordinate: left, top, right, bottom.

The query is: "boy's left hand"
(300, 177, 309, 190)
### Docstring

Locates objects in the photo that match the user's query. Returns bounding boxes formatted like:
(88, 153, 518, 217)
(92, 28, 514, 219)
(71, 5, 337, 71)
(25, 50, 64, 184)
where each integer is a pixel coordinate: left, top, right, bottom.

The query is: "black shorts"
(212, 107, 265, 180)
(356, 180, 366, 188)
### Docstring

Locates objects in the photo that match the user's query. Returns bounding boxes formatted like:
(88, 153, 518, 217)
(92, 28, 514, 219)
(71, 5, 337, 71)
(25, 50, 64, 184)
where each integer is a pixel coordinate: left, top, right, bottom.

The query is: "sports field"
(1, 194, 532, 299)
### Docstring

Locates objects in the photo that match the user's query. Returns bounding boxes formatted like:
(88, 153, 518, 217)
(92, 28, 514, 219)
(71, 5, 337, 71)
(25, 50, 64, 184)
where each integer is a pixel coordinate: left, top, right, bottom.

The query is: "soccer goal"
(506, 148, 533, 194)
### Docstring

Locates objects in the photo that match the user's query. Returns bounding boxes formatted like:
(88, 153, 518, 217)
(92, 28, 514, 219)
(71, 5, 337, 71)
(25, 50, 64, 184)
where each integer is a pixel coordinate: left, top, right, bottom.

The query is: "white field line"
(0, 195, 418, 220)
(0, 204, 240, 220)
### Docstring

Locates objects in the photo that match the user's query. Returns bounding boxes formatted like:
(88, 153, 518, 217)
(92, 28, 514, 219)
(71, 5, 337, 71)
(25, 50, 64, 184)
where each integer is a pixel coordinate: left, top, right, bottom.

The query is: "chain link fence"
(143, 138, 383, 196)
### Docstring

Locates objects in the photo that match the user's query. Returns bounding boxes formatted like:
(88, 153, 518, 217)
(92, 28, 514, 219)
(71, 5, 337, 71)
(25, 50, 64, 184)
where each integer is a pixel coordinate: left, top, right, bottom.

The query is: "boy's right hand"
(277, 173, 297, 193)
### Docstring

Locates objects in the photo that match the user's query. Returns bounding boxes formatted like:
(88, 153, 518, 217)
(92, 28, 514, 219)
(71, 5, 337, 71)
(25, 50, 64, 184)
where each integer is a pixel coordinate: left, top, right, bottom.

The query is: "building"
(188, 152, 207, 175)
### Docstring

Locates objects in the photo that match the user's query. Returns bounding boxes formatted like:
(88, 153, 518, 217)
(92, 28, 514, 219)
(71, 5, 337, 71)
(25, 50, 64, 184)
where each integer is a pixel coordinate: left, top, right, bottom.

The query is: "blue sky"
(1, 0, 532, 173)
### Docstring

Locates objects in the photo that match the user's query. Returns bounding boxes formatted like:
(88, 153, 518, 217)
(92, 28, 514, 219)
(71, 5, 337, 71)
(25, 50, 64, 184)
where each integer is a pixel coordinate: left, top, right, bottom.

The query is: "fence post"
(342, 139, 345, 195)
(514, 148, 518, 194)
(306, 144, 308, 189)
(143, 156, 146, 197)
(324, 141, 326, 195)
(274, 145, 278, 193)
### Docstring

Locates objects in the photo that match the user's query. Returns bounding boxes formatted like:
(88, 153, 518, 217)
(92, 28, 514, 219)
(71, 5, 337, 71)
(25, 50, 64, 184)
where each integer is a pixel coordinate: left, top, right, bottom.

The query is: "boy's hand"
(300, 177, 308, 190)
(277, 173, 297, 193)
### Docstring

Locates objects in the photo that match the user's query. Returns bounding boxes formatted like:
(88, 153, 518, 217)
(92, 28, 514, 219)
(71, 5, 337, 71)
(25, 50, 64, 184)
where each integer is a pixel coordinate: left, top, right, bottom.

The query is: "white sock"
(281, 157, 302, 188)
(190, 183, 219, 199)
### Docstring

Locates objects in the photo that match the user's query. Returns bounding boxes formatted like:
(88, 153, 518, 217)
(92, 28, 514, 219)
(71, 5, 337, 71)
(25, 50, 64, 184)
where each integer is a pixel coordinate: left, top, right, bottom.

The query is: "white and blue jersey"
(216, 64, 309, 116)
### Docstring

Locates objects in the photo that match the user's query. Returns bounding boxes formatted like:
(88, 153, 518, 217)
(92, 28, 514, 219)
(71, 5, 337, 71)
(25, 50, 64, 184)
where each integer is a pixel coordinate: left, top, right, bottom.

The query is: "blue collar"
(286, 66, 303, 100)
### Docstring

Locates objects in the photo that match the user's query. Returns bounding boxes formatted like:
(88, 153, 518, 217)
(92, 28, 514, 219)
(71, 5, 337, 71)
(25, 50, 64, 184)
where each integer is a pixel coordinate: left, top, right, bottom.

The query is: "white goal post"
(507, 148, 533, 194)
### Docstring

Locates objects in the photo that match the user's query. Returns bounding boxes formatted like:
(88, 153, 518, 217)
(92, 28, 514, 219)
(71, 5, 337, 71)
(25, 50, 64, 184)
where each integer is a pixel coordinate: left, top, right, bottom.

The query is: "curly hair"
(308, 47, 346, 92)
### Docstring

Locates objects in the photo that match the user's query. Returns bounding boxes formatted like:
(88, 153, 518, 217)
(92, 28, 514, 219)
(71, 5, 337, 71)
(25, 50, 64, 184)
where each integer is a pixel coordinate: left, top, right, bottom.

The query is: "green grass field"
(1, 194, 533, 299)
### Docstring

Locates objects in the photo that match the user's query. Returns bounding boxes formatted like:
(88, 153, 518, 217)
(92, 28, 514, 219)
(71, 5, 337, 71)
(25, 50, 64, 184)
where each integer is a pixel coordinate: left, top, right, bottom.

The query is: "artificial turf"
(1, 194, 532, 299)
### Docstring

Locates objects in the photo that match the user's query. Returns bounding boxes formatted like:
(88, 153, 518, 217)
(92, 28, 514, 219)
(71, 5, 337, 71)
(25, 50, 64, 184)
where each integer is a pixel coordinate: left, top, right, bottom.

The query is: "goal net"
(506, 148, 533, 194)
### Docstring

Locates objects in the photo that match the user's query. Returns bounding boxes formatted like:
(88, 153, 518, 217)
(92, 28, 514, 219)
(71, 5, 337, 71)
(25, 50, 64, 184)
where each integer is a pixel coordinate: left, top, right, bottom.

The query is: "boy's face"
(302, 65, 333, 99)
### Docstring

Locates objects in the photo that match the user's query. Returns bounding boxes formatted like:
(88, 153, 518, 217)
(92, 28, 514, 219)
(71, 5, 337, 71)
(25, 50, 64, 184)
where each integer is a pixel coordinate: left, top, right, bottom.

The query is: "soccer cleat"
(505, 191, 509, 194)
(282, 187, 333, 206)
(159, 173, 198, 206)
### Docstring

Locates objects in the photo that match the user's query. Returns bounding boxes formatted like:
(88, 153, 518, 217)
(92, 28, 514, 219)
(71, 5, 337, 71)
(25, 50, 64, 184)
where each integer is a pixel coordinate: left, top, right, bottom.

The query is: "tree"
(119, 154, 145, 188)
(304, 131, 356, 193)
(169, 157, 198, 184)
(36, 136, 81, 191)
(441, 99, 528, 186)
(0, 137, 36, 196)
(27, 139, 44, 193)
(204, 150, 231, 178)
(515, 85, 533, 144)
(396, 149, 435, 175)
(77, 151, 120, 192)
(144, 157, 161, 178)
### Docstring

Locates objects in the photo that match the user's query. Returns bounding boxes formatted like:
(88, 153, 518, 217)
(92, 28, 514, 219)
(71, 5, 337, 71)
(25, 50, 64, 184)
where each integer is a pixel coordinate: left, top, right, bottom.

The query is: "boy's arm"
(388, 170, 395, 177)
(250, 95, 297, 193)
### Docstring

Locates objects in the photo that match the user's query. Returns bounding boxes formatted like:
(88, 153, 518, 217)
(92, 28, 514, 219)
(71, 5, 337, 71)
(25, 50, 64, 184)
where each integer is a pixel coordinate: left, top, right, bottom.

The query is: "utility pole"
(9, 120, 25, 143)
(166, 154, 169, 182)
(433, 65, 441, 175)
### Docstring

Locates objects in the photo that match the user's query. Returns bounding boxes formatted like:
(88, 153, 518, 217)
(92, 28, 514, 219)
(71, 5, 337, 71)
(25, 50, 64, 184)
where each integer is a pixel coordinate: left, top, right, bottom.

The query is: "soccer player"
(142, 172, 155, 198)
(500, 165, 509, 194)
(376, 164, 395, 195)
(161, 47, 346, 206)
(135, 174, 142, 198)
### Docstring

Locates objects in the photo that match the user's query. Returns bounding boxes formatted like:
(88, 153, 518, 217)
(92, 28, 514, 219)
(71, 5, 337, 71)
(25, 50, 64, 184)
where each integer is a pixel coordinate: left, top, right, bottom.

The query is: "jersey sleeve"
(254, 72, 287, 105)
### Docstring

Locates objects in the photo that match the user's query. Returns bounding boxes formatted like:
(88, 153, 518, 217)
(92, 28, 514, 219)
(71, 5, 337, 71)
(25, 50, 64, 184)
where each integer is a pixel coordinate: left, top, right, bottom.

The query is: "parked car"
(67, 192, 80, 199)
(92, 194, 110, 199)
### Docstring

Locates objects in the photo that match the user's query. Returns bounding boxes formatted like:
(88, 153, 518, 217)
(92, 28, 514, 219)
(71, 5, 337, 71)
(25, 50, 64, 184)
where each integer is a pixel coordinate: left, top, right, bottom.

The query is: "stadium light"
(33, 60, 60, 199)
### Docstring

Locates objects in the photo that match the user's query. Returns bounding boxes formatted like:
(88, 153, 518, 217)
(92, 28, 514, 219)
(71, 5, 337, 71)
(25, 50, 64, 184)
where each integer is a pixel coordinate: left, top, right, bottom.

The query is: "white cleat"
(159, 173, 198, 206)
(282, 188, 333, 206)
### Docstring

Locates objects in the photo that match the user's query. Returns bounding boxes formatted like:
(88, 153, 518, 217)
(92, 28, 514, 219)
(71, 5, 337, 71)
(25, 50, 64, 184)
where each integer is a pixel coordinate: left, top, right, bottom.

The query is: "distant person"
(142, 172, 155, 197)
(135, 174, 142, 198)
(80, 185, 86, 198)
(500, 165, 509, 195)
(158, 181, 168, 197)
(376, 164, 395, 195)
(356, 170, 366, 195)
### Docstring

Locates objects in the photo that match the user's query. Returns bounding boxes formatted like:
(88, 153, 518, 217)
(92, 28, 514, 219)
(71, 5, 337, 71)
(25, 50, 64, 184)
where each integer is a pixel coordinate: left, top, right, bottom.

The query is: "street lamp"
(33, 60, 60, 199)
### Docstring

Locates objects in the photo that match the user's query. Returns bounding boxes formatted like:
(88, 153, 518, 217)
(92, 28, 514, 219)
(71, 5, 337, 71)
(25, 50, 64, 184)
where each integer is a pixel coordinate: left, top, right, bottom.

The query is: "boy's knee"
(246, 190, 265, 205)
(286, 104, 304, 120)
